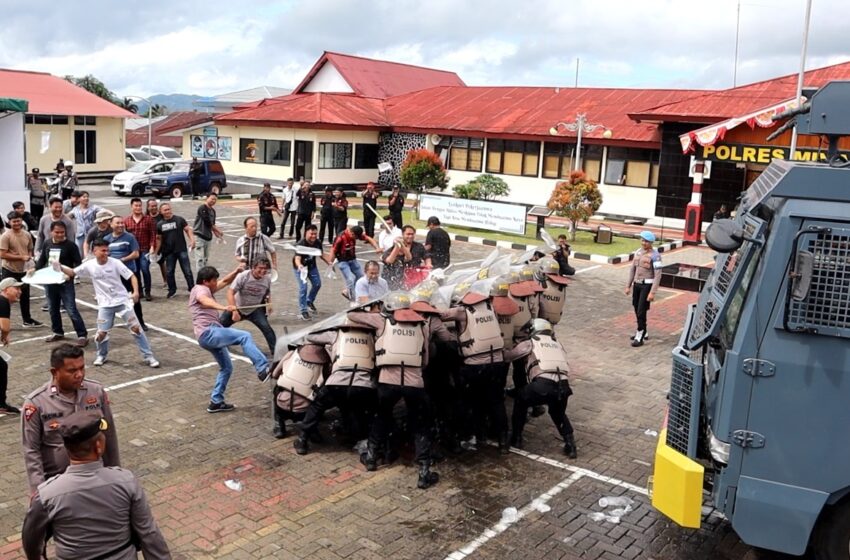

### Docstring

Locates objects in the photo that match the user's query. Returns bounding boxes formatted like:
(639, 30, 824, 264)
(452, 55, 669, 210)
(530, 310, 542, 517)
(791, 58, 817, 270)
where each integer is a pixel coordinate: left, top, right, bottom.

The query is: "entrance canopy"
(679, 97, 804, 153)
(0, 97, 28, 113)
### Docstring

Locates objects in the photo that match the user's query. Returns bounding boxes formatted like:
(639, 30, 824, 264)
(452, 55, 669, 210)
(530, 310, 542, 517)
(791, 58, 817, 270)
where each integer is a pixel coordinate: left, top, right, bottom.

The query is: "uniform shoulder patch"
(24, 404, 37, 422)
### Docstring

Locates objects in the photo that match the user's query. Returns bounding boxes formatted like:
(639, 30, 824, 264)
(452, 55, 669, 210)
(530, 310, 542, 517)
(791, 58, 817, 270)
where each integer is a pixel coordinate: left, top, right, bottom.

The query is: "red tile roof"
(292, 51, 465, 99)
(0, 68, 134, 118)
(215, 93, 390, 130)
(386, 86, 703, 145)
(631, 60, 850, 123)
(157, 112, 216, 135)
(126, 111, 210, 148)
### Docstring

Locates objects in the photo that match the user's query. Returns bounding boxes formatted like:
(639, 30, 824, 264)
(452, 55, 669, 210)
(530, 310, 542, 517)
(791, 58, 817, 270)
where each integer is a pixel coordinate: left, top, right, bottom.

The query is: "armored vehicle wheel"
(813, 500, 850, 560)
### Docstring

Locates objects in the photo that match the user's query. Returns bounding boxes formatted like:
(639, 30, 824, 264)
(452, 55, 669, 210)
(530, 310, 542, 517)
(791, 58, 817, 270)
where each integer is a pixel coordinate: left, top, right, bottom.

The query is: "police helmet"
(518, 265, 536, 282)
(489, 276, 511, 298)
(64, 161, 75, 168)
(531, 318, 553, 335)
(535, 256, 560, 280)
(383, 291, 413, 311)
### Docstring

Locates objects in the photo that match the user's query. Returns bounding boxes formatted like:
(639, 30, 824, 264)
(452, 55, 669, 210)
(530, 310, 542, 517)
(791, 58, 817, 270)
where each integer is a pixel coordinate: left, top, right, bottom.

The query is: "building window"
(25, 115, 69, 125)
(318, 143, 352, 169)
(354, 144, 379, 169)
(604, 147, 659, 187)
(73, 116, 96, 126)
(239, 138, 291, 166)
(581, 145, 603, 182)
(446, 137, 484, 172)
(485, 139, 540, 177)
(542, 142, 576, 179)
(74, 130, 96, 164)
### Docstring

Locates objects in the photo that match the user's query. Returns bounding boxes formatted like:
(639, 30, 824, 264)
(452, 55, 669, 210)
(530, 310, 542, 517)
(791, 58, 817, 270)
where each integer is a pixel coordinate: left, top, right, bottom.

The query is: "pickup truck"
(148, 159, 227, 198)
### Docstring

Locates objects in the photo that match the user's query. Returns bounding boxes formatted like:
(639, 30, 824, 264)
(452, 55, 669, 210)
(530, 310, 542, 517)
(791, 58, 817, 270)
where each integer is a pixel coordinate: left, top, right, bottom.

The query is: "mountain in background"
(136, 94, 207, 114)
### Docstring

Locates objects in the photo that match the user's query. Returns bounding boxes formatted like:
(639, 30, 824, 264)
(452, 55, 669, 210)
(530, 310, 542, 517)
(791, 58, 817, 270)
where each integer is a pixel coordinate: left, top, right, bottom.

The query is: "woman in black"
(318, 187, 334, 245)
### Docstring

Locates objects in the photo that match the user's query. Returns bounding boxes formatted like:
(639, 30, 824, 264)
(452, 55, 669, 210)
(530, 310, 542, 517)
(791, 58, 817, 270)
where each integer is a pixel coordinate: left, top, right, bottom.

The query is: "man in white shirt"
(377, 214, 402, 252)
(354, 260, 389, 303)
(60, 239, 160, 368)
(279, 178, 297, 239)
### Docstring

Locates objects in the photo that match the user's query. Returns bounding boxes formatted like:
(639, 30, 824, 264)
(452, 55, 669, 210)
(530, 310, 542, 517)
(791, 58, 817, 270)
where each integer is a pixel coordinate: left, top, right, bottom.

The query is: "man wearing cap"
(1, 212, 43, 328)
(625, 230, 662, 347)
(83, 209, 115, 259)
(22, 410, 170, 559)
(0, 277, 24, 413)
(35, 198, 75, 256)
(21, 344, 119, 495)
(27, 168, 49, 222)
(60, 239, 160, 368)
(220, 257, 276, 355)
(33, 221, 88, 347)
(424, 216, 451, 269)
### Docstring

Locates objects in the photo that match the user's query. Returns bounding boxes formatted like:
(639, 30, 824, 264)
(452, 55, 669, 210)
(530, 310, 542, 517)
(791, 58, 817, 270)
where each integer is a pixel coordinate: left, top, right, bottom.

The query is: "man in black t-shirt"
(293, 225, 329, 320)
(33, 221, 88, 346)
(424, 216, 451, 269)
(154, 203, 196, 298)
(361, 182, 379, 238)
(387, 185, 404, 229)
(0, 277, 23, 413)
(294, 181, 317, 242)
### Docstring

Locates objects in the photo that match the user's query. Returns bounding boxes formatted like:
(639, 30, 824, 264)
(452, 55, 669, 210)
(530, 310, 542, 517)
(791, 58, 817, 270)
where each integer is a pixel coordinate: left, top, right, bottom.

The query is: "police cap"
(58, 411, 107, 446)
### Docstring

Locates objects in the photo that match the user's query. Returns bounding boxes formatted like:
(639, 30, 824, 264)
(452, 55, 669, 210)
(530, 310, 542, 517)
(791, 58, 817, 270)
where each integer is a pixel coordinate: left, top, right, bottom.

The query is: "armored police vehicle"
(652, 80, 850, 559)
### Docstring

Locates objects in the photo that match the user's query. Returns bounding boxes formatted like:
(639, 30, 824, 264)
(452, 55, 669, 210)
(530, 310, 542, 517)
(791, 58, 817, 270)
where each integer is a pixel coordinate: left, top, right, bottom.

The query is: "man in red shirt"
(328, 225, 379, 301)
(123, 198, 157, 301)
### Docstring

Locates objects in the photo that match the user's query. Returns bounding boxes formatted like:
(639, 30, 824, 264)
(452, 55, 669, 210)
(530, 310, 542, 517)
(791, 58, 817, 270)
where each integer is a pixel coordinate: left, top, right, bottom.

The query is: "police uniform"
(21, 378, 119, 494)
(348, 305, 453, 487)
(507, 280, 542, 395)
(504, 328, 576, 457)
(295, 324, 378, 452)
(627, 244, 662, 345)
(442, 293, 511, 449)
(272, 344, 329, 438)
(21, 412, 170, 560)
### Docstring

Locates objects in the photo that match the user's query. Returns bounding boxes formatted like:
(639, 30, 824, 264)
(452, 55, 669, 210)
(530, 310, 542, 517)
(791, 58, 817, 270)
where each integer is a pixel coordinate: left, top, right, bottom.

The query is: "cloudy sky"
(2, 0, 848, 98)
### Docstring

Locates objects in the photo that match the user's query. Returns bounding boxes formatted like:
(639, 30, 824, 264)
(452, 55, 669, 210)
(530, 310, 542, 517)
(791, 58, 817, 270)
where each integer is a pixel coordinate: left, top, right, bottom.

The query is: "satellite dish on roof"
(429, 134, 443, 145)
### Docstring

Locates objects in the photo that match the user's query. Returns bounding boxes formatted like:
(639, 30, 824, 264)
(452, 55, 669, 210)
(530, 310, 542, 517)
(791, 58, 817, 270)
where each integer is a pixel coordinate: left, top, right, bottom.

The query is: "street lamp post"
(123, 95, 152, 151)
(549, 113, 611, 172)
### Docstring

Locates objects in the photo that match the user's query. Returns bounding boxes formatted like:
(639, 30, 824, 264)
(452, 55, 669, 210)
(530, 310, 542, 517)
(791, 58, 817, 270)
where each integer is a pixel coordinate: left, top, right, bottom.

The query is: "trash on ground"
(224, 479, 243, 492)
(500, 507, 519, 524)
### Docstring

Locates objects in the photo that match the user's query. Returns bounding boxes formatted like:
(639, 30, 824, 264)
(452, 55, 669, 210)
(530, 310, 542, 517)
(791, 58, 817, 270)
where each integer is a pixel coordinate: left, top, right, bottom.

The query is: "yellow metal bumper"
(651, 429, 704, 528)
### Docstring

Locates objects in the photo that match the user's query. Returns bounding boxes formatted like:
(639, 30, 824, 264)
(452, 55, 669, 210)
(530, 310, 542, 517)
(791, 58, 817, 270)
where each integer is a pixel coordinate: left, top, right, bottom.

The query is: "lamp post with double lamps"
(549, 113, 612, 172)
(123, 95, 153, 152)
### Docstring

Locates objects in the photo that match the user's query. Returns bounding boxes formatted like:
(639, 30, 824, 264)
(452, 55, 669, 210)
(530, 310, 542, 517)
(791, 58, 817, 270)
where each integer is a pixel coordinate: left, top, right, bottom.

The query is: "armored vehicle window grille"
(687, 216, 765, 350)
(787, 228, 850, 337)
(742, 160, 790, 212)
(666, 351, 703, 457)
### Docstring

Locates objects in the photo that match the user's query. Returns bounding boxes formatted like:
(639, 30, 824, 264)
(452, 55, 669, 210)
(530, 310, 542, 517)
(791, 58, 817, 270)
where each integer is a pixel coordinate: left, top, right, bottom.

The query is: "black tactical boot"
(509, 433, 524, 449)
(563, 433, 578, 459)
(498, 432, 511, 455)
(273, 419, 287, 439)
(360, 441, 378, 471)
(293, 435, 309, 455)
(417, 461, 440, 489)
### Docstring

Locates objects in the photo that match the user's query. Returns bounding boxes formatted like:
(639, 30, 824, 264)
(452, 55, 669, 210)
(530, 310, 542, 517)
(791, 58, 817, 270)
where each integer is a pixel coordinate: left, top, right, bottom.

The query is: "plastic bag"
(325, 260, 338, 280)
(598, 496, 633, 508)
(300, 267, 308, 282)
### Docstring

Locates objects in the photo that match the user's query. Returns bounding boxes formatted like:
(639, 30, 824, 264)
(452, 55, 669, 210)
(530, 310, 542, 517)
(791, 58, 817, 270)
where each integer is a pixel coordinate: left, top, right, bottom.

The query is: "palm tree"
(149, 104, 168, 117)
(119, 98, 139, 114)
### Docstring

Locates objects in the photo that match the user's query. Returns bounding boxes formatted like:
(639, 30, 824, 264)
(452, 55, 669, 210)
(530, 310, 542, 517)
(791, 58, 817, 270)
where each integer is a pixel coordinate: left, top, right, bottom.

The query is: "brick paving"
(0, 187, 793, 559)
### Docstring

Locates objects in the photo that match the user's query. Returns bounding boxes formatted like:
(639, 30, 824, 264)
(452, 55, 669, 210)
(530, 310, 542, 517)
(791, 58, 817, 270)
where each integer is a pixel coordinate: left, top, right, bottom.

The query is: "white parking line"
(106, 361, 218, 391)
(444, 471, 584, 560)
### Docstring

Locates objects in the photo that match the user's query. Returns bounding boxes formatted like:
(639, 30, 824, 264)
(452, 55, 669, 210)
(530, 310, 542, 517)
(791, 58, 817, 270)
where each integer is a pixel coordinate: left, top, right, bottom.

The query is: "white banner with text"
(417, 195, 527, 235)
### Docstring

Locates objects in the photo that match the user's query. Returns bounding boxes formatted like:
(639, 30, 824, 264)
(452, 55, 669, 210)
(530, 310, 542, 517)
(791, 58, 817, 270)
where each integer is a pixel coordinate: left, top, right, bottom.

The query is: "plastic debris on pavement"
(500, 507, 519, 524)
(589, 496, 635, 524)
(224, 479, 243, 492)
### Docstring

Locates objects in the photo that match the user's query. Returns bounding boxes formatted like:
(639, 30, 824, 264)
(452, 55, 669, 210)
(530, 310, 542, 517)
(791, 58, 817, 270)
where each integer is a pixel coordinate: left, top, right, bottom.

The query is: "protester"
(258, 182, 281, 237)
(124, 197, 157, 301)
(147, 199, 168, 287)
(69, 192, 102, 256)
(193, 193, 223, 270)
(377, 214, 402, 252)
(8, 201, 39, 232)
(361, 182, 379, 238)
(234, 217, 277, 269)
(383, 225, 430, 289)
(0, 277, 24, 413)
(220, 257, 276, 354)
(35, 198, 75, 256)
(60, 239, 159, 367)
(354, 260, 389, 303)
(387, 185, 404, 228)
(328, 225, 380, 301)
(279, 178, 297, 239)
(424, 216, 451, 269)
(0, 214, 42, 328)
(294, 181, 316, 242)
(154, 203, 195, 298)
(331, 188, 349, 236)
(104, 217, 148, 331)
(188, 265, 271, 412)
(83, 210, 115, 259)
(293, 224, 330, 320)
(318, 186, 335, 245)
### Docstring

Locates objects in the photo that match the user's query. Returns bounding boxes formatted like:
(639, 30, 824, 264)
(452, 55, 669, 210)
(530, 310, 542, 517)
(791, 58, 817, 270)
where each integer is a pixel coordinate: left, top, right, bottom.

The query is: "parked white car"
(141, 145, 182, 160)
(125, 148, 154, 167)
(111, 159, 180, 196)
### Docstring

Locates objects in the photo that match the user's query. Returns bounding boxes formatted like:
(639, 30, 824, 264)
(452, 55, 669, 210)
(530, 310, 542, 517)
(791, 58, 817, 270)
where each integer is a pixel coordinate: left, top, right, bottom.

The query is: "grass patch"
(346, 209, 640, 257)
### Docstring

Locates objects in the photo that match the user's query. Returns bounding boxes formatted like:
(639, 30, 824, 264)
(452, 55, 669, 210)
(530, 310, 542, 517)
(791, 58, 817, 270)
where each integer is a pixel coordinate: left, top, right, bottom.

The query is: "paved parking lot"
(0, 187, 784, 559)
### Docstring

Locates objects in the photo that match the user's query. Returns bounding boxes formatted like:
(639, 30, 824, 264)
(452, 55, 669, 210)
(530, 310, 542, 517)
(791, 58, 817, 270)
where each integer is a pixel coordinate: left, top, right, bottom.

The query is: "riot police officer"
(271, 343, 329, 438)
(535, 256, 569, 325)
(348, 292, 454, 489)
(504, 318, 576, 458)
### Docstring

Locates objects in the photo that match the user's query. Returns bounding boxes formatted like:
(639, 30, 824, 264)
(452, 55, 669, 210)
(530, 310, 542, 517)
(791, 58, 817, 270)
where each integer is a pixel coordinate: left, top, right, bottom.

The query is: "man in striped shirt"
(234, 217, 278, 269)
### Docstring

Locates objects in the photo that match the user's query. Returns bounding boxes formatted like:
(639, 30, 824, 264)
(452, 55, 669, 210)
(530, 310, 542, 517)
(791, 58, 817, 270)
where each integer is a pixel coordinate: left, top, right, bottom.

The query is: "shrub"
(453, 174, 510, 200)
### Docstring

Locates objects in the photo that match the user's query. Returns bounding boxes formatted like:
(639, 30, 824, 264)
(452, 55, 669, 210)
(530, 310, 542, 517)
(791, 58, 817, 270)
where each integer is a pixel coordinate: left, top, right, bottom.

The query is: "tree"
(547, 171, 603, 241)
(149, 104, 168, 117)
(400, 148, 448, 210)
(453, 174, 510, 200)
(119, 97, 139, 114)
(64, 74, 118, 103)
